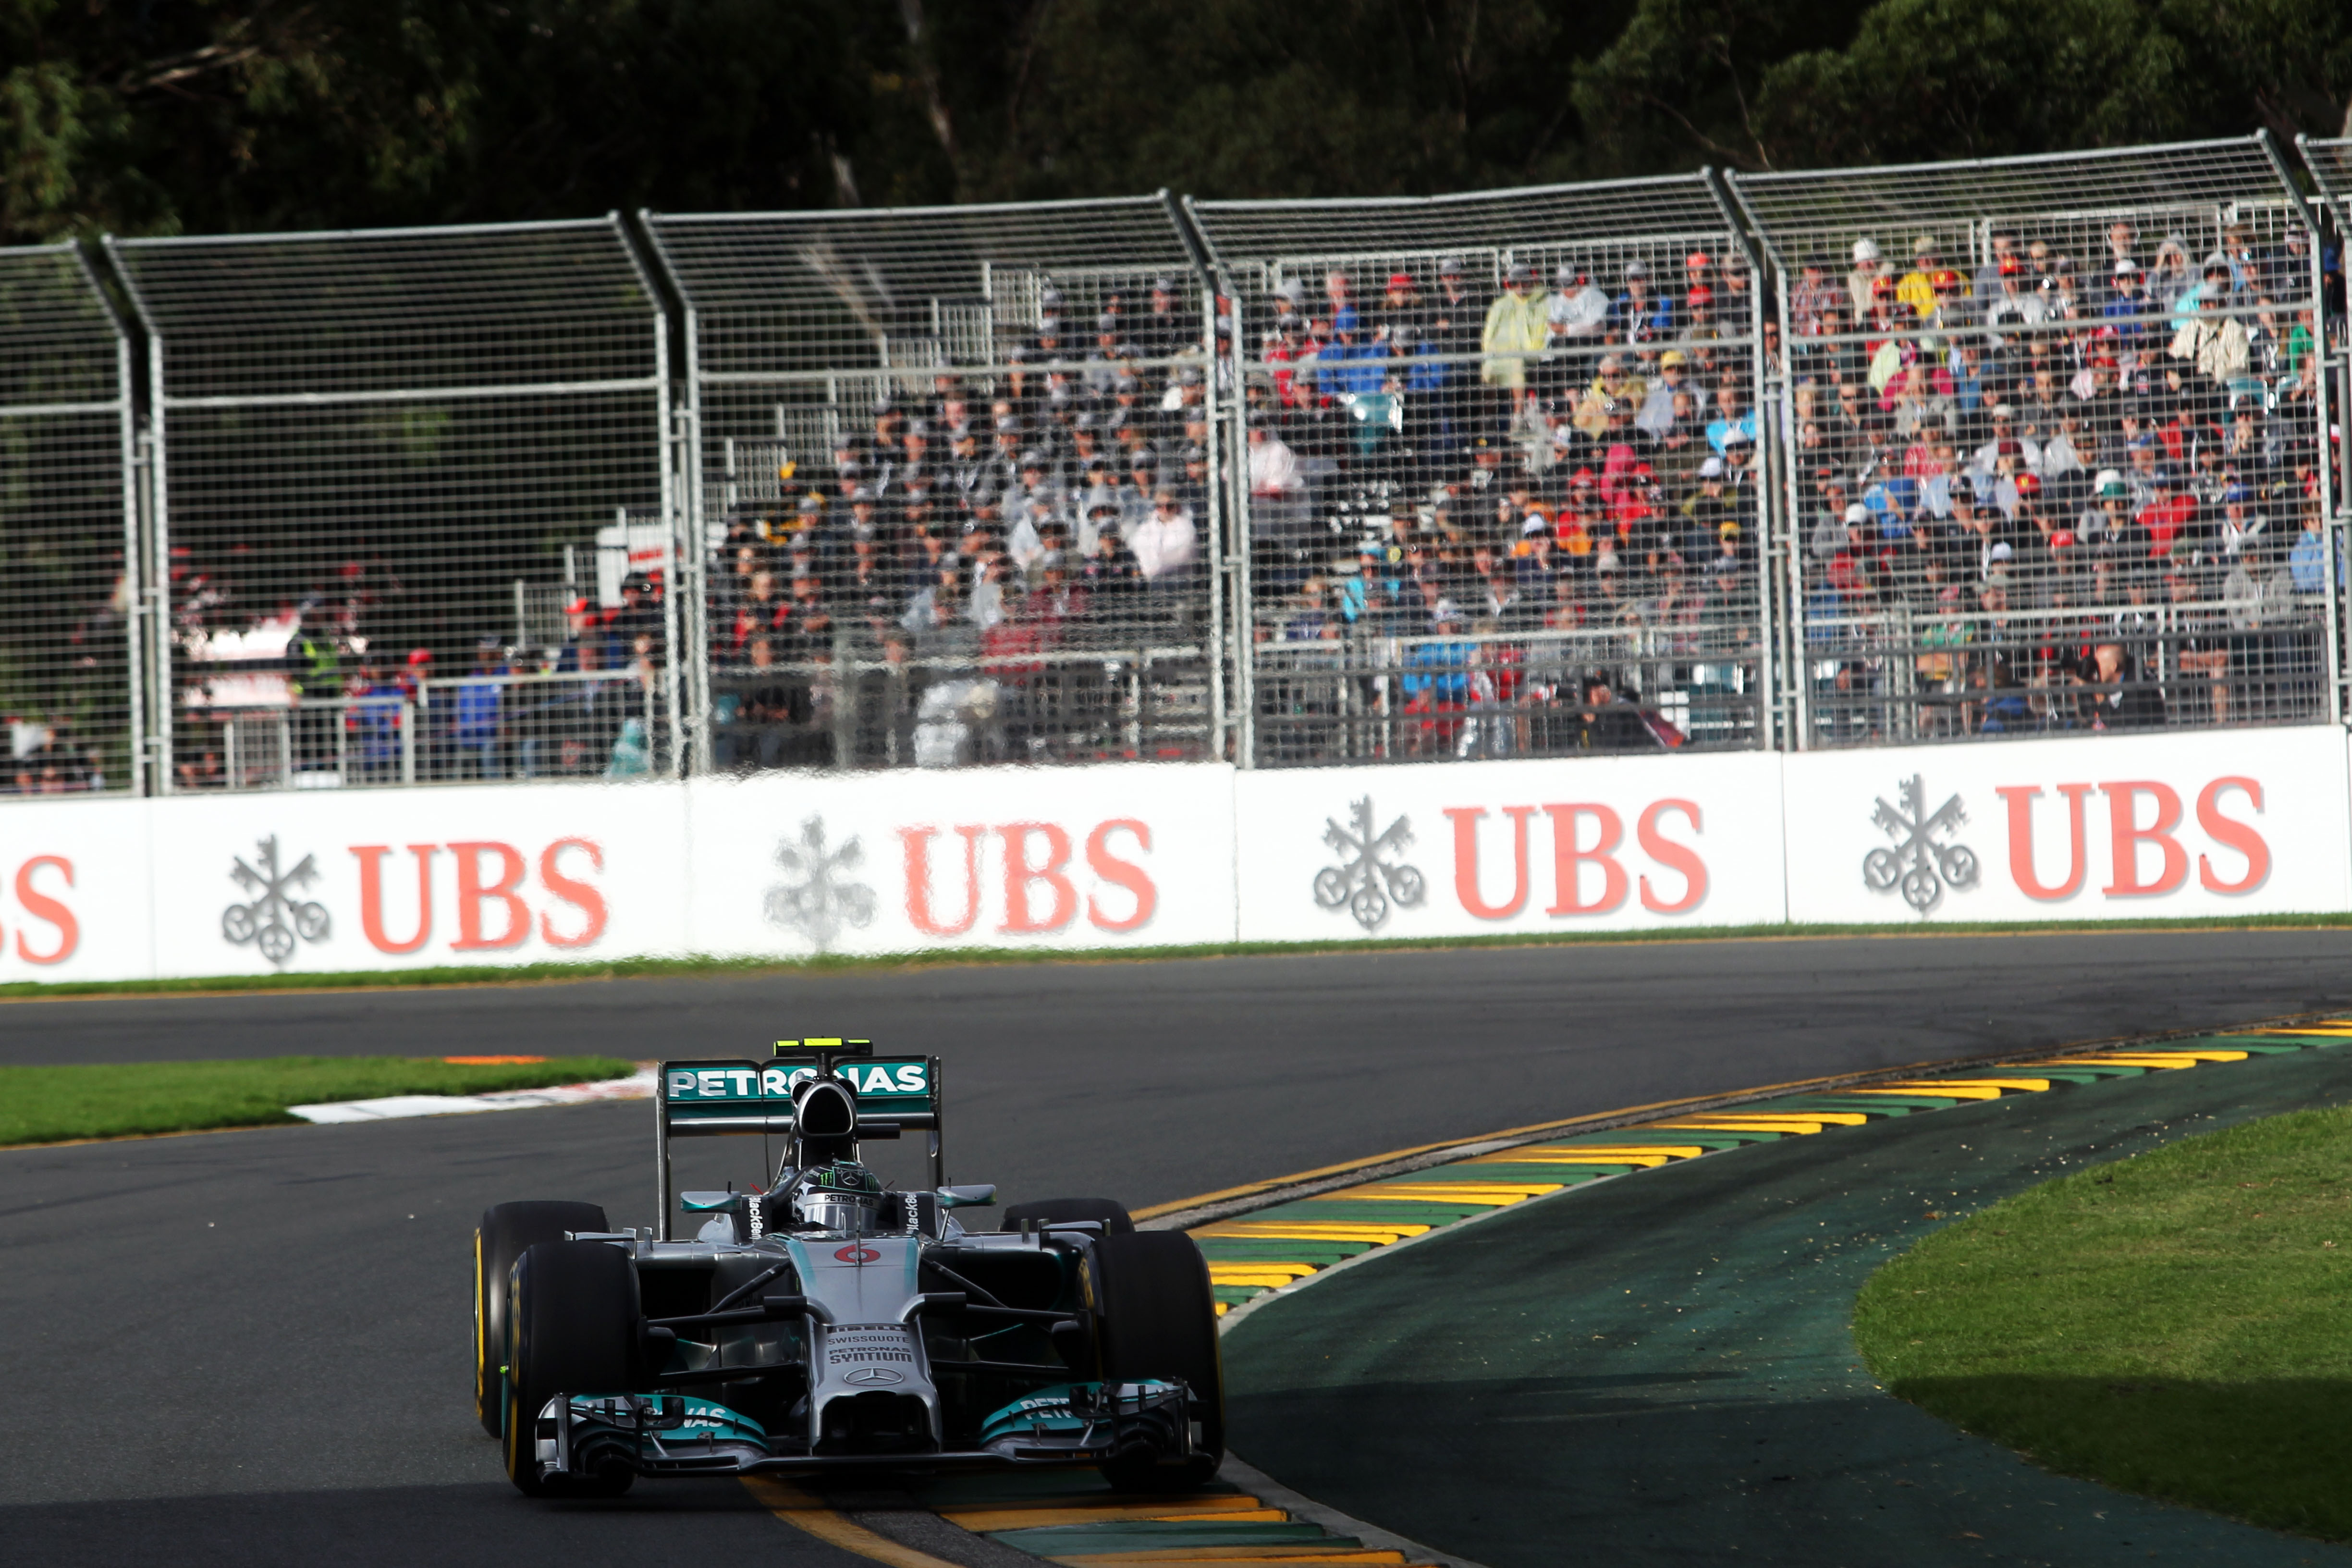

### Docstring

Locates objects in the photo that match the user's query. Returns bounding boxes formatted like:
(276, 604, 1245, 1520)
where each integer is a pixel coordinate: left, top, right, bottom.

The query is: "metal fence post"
(81, 243, 149, 794)
(104, 238, 178, 792)
(613, 211, 690, 777)
(1705, 166, 1777, 751)
(1172, 192, 1240, 766)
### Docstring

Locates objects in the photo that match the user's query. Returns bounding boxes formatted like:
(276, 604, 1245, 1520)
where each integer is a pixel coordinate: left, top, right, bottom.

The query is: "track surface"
(9, 929, 2352, 1564)
(1222, 1041, 2352, 1567)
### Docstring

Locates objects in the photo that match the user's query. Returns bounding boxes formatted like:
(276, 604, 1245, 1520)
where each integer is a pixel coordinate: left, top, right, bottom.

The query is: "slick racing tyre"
(475, 1201, 608, 1437)
(1087, 1231, 1224, 1492)
(1000, 1197, 1134, 1235)
(503, 1240, 639, 1498)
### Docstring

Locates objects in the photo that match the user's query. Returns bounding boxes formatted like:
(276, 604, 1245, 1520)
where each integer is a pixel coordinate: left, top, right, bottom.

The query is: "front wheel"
(475, 1200, 608, 1436)
(1087, 1231, 1224, 1493)
(503, 1240, 640, 1497)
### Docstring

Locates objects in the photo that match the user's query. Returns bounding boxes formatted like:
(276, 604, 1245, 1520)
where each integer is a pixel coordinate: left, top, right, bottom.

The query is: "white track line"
(288, 1069, 655, 1124)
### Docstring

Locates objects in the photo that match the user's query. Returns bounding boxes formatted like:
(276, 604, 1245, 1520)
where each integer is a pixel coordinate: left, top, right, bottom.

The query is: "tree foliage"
(3, 0, 2351, 243)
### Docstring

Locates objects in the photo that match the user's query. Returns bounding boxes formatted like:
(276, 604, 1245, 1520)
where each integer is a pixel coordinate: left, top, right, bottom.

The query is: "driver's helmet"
(794, 1161, 885, 1234)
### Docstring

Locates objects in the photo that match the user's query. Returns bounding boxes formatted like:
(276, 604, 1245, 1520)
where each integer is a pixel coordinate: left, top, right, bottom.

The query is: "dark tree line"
(4, 0, 2352, 243)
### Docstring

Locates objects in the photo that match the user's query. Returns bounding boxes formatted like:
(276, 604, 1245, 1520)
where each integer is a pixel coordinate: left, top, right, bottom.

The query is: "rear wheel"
(475, 1200, 608, 1436)
(502, 1239, 639, 1498)
(1001, 1197, 1133, 1235)
(1088, 1231, 1224, 1492)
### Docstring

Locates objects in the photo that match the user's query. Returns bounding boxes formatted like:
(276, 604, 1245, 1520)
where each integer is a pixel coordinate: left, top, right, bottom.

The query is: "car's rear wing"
(653, 1039, 943, 1237)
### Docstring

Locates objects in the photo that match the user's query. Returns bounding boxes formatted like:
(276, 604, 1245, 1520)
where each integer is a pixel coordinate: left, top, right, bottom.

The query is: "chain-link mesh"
(642, 199, 1224, 772)
(0, 244, 135, 794)
(107, 220, 674, 793)
(1191, 176, 1771, 766)
(1732, 137, 2336, 747)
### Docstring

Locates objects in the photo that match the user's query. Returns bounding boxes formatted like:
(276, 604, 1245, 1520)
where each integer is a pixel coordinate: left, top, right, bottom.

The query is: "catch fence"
(1191, 174, 1772, 765)
(0, 244, 135, 792)
(641, 198, 1226, 772)
(104, 218, 676, 793)
(4, 135, 2349, 800)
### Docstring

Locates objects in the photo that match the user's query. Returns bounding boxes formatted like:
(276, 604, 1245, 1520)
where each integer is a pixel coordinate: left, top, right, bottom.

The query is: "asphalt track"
(9, 928, 2352, 1565)
(1222, 1037, 2352, 1567)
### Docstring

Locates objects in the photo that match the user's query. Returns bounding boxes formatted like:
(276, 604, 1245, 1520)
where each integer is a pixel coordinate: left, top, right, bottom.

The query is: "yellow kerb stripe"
(943, 1499, 1283, 1530)
(1634, 1119, 1828, 1133)
(1488, 1145, 1706, 1160)
(1206, 1262, 1320, 1280)
(1325, 1183, 1560, 1203)
(744, 1477, 967, 1568)
(1190, 1222, 1431, 1241)
(2029, 1055, 2200, 1070)
(1050, 1553, 1411, 1565)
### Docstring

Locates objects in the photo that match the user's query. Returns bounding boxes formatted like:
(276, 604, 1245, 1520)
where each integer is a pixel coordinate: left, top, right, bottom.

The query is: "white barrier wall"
(2, 729, 2348, 983)
(1782, 727, 2352, 925)
(681, 767, 1237, 958)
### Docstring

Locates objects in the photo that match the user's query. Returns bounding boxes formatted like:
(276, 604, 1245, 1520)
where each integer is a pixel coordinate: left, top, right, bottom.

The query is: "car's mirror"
(680, 1191, 742, 1213)
(936, 1184, 997, 1208)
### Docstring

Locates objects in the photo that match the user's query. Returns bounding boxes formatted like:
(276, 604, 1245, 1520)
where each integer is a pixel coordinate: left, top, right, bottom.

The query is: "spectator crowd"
(15, 194, 2348, 794)
(1787, 220, 2335, 738)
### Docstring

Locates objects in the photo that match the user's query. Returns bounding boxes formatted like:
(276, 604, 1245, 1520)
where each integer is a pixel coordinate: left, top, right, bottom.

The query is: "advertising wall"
(1229, 753, 1786, 942)
(681, 767, 1236, 959)
(1781, 727, 2352, 925)
(3, 728, 2348, 984)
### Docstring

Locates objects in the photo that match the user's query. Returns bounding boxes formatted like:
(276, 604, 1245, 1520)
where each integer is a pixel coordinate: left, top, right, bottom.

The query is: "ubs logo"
(844, 1366, 904, 1385)
(833, 1244, 882, 1263)
(1864, 775, 1977, 915)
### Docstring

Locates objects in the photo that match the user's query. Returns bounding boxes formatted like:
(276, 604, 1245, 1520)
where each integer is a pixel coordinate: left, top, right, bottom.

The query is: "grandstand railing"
(5, 136, 2349, 800)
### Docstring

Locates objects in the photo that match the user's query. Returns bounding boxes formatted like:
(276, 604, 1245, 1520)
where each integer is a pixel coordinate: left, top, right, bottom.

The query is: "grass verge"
(0, 1055, 638, 1148)
(5, 911, 2352, 1002)
(1852, 1107, 2352, 1540)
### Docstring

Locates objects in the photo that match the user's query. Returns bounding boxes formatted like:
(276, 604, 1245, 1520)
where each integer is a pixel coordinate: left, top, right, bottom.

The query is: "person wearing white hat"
(1847, 237, 1885, 321)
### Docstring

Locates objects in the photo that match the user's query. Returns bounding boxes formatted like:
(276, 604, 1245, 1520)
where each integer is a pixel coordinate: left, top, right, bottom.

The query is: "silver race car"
(471, 1038, 1223, 1497)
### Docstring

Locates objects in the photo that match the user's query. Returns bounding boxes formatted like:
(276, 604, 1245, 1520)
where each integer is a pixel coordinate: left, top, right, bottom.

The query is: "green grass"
(1853, 1107, 2352, 1540)
(0, 1055, 638, 1148)
(4, 910, 2351, 1001)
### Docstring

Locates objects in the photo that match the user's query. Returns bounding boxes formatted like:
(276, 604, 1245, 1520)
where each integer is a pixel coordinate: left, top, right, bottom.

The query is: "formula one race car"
(471, 1039, 1223, 1497)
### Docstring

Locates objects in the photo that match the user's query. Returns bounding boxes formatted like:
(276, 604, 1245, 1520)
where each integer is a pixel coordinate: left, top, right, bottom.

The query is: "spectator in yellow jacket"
(1482, 261, 1548, 411)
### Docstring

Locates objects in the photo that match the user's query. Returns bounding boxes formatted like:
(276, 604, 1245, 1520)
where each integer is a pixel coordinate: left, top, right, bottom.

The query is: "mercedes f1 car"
(471, 1039, 1223, 1497)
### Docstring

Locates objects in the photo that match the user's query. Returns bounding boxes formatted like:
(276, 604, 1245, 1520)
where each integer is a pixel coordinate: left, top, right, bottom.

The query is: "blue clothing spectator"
(1321, 334, 1389, 398)
(453, 668, 503, 775)
(1401, 637, 1472, 703)
(2290, 526, 2331, 593)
